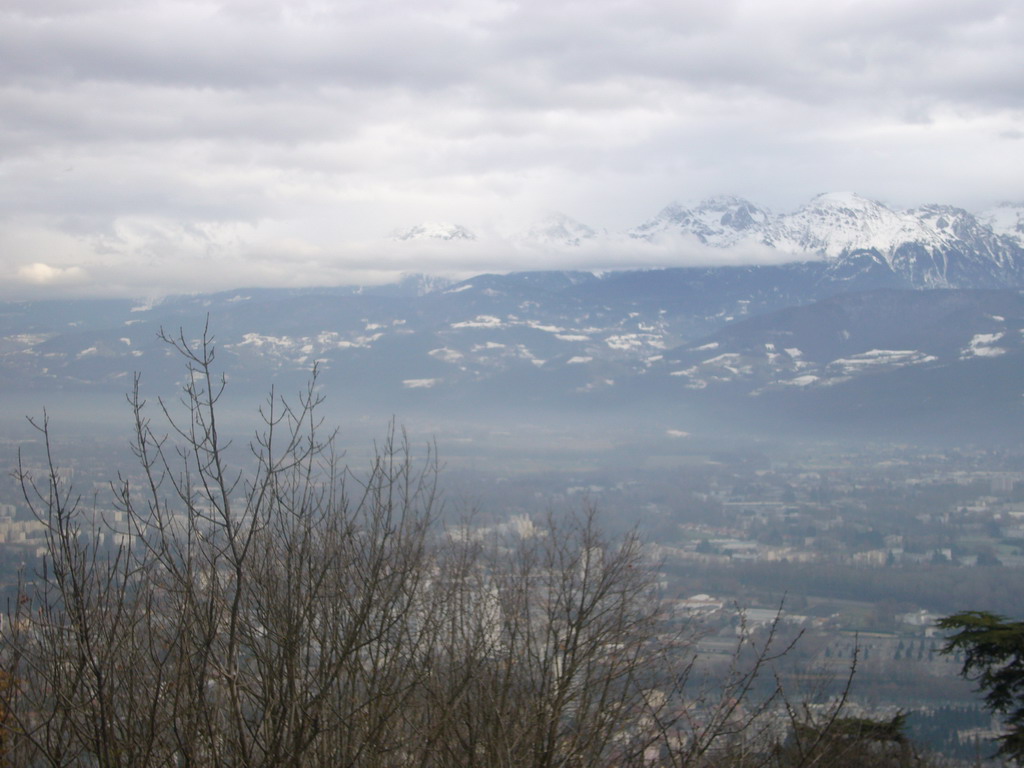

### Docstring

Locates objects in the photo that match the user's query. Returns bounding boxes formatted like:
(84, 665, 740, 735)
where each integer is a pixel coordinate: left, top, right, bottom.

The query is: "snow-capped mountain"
(980, 202, 1024, 247)
(393, 222, 477, 241)
(520, 212, 598, 247)
(629, 195, 771, 248)
(6, 190, 1024, 443)
(384, 193, 1023, 289)
(768, 193, 915, 256)
(630, 192, 1024, 289)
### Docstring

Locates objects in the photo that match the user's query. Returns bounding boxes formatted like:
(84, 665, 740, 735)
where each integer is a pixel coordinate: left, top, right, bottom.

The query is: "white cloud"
(17, 262, 87, 285)
(0, 0, 1021, 297)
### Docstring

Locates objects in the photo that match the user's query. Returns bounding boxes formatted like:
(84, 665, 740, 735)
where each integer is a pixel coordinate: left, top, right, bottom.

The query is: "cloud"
(0, 0, 1021, 297)
(17, 262, 87, 285)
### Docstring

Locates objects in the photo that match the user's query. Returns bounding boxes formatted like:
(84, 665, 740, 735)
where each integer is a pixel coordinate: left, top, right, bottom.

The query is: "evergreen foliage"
(939, 610, 1024, 763)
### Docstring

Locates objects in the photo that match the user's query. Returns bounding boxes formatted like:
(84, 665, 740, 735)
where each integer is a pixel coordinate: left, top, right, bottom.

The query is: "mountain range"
(5, 192, 1024, 445)
(401, 193, 1024, 289)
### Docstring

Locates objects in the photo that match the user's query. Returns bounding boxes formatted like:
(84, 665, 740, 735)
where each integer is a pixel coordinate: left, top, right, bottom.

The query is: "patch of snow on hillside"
(528, 321, 565, 333)
(781, 375, 820, 386)
(451, 315, 504, 329)
(334, 333, 382, 348)
(606, 335, 644, 350)
(701, 353, 741, 366)
(603, 333, 666, 352)
(962, 332, 1007, 358)
(973, 334, 1006, 356)
(513, 345, 543, 366)
(828, 349, 936, 374)
(429, 348, 464, 363)
(576, 378, 615, 392)
(7, 333, 50, 346)
(237, 333, 293, 349)
(972, 332, 1004, 345)
(708, 356, 752, 376)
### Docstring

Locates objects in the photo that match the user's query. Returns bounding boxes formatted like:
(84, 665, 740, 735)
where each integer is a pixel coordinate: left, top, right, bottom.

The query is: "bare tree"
(4, 327, 441, 767)
(402, 508, 674, 768)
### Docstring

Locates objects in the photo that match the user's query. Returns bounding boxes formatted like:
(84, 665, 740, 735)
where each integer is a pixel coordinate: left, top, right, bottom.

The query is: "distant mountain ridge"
(980, 202, 1024, 246)
(628, 192, 1024, 289)
(392, 223, 477, 241)
(5, 191, 1024, 442)
(520, 212, 599, 248)
(390, 193, 1024, 291)
(646, 288, 1024, 440)
(5, 275, 1024, 442)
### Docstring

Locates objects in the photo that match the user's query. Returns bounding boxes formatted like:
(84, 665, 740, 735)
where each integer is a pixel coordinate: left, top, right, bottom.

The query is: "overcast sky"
(2, 0, 1022, 298)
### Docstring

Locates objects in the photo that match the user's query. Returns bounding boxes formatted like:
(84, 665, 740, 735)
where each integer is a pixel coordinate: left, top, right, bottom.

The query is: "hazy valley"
(5, 192, 1024, 762)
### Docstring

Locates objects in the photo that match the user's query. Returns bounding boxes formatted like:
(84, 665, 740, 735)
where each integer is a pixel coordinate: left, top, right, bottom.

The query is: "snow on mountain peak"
(393, 223, 477, 241)
(522, 212, 598, 247)
(629, 195, 770, 247)
(695, 195, 770, 230)
(980, 202, 1024, 247)
(623, 191, 1024, 286)
(379, 193, 1023, 289)
(773, 192, 913, 257)
(806, 191, 884, 210)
